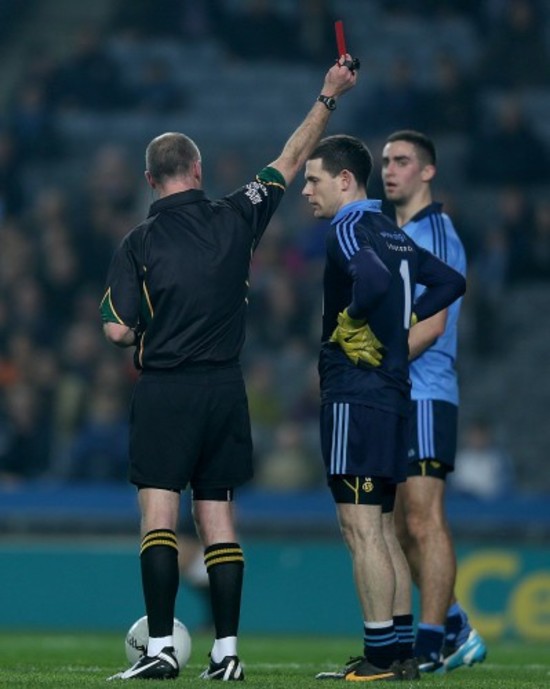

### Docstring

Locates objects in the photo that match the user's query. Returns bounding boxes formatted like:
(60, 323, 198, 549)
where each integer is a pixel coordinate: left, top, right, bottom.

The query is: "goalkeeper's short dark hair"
(310, 135, 373, 191)
(385, 130, 437, 167)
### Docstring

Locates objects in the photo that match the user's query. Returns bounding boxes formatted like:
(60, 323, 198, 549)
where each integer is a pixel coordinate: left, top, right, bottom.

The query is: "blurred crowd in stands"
(0, 0, 548, 493)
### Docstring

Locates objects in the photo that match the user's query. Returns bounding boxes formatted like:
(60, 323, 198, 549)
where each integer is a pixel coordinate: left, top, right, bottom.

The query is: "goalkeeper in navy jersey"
(302, 134, 465, 682)
(382, 130, 487, 675)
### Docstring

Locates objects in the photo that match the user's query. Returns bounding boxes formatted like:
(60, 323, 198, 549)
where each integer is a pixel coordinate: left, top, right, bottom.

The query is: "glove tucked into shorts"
(330, 308, 384, 367)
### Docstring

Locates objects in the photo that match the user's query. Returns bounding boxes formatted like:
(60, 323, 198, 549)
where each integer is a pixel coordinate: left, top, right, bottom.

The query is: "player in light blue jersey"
(382, 130, 486, 674)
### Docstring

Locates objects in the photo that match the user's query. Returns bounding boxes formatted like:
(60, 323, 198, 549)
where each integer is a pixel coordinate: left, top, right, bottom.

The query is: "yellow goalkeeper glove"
(330, 308, 384, 367)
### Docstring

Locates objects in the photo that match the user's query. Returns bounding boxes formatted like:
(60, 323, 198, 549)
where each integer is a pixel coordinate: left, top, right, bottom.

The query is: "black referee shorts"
(129, 364, 253, 492)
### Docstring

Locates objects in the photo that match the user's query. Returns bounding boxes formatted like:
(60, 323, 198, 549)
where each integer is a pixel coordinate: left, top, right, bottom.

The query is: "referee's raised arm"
(99, 48, 359, 684)
(269, 55, 357, 186)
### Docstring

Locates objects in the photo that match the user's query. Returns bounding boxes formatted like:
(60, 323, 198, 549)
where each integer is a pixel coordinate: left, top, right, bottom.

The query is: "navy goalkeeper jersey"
(319, 199, 465, 417)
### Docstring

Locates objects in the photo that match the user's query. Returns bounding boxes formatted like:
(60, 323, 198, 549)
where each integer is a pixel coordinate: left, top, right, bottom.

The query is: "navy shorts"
(408, 399, 458, 476)
(320, 402, 408, 483)
(129, 364, 253, 491)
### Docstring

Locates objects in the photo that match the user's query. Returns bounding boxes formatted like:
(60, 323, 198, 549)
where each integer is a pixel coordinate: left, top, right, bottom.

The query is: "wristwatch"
(317, 94, 336, 111)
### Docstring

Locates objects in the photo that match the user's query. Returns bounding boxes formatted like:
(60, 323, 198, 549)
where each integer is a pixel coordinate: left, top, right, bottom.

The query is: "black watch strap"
(317, 94, 336, 111)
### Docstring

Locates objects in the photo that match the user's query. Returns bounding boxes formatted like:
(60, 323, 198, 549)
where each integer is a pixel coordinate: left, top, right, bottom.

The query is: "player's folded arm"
(347, 247, 392, 320)
(414, 248, 466, 322)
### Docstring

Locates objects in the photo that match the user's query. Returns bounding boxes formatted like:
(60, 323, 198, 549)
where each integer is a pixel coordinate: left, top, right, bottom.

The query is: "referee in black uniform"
(101, 57, 356, 681)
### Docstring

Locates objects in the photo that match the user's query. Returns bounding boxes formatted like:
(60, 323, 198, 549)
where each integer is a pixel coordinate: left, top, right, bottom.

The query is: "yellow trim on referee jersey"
(142, 280, 154, 318)
(257, 166, 286, 190)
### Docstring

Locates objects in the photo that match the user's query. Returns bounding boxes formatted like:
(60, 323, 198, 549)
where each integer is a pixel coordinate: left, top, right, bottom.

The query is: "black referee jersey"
(100, 166, 285, 370)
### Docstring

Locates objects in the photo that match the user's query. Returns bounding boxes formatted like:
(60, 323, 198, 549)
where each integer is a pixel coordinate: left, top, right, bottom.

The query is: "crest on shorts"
(362, 478, 374, 493)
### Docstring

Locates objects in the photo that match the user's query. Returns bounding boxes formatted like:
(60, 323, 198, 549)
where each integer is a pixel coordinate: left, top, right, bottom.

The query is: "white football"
(125, 616, 192, 667)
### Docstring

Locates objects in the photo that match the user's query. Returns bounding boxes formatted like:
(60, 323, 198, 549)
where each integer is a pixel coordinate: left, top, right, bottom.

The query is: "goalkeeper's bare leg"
(337, 502, 401, 680)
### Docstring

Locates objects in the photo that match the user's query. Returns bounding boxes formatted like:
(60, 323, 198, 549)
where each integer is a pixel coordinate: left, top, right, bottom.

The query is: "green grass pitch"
(0, 632, 548, 687)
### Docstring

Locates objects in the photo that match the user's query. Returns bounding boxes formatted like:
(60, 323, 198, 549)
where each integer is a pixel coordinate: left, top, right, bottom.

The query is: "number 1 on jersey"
(399, 260, 412, 329)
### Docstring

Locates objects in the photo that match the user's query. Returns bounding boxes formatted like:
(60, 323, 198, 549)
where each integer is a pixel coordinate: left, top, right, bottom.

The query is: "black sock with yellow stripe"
(204, 542, 244, 638)
(140, 529, 179, 638)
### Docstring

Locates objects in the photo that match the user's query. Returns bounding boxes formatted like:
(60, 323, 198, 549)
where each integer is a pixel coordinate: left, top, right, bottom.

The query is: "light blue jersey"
(403, 202, 466, 405)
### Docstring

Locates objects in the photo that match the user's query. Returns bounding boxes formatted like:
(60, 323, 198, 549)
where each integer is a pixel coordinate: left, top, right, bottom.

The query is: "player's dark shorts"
(408, 399, 458, 478)
(129, 363, 253, 492)
(320, 402, 408, 483)
(328, 476, 397, 512)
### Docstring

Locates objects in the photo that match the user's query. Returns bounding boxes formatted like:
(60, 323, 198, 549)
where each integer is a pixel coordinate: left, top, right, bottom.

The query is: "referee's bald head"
(145, 133, 201, 184)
